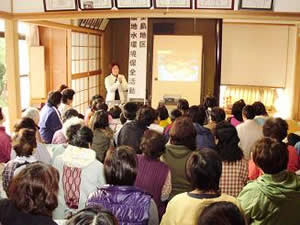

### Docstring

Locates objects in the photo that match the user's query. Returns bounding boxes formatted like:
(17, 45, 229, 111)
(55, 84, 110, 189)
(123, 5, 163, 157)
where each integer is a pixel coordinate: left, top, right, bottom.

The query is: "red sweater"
(249, 145, 300, 180)
(0, 127, 11, 163)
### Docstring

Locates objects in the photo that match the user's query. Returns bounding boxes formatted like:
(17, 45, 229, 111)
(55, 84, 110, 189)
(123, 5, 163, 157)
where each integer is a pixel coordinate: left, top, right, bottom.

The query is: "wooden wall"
(101, 18, 218, 104)
(293, 36, 300, 120)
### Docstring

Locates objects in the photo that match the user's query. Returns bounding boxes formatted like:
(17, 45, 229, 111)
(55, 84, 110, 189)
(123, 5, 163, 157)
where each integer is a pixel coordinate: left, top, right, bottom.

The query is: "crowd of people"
(1, 85, 300, 225)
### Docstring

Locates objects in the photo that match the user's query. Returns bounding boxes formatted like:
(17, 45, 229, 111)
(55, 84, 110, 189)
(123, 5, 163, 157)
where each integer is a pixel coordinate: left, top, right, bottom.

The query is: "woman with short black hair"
(53, 126, 106, 219)
(59, 88, 75, 117)
(135, 130, 171, 219)
(0, 162, 59, 225)
(39, 91, 63, 143)
(228, 99, 246, 127)
(161, 148, 239, 225)
(87, 146, 159, 225)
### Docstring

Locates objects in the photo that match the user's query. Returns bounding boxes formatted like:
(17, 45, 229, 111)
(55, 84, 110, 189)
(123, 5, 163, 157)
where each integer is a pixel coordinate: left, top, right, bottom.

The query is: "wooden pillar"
(293, 35, 300, 120)
(5, 19, 21, 131)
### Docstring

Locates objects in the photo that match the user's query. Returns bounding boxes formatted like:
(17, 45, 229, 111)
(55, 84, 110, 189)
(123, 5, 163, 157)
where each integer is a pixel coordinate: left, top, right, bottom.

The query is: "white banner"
(128, 18, 148, 101)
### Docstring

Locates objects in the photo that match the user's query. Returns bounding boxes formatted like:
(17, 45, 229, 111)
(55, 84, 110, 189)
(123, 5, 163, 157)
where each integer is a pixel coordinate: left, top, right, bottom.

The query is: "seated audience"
(22, 107, 43, 142)
(87, 146, 159, 225)
(216, 121, 248, 197)
(187, 106, 215, 149)
(149, 110, 164, 134)
(3, 128, 38, 194)
(59, 88, 75, 117)
(0, 163, 59, 225)
(0, 107, 11, 163)
(53, 126, 105, 219)
(157, 105, 171, 128)
(228, 99, 245, 127)
(135, 130, 171, 219)
(90, 110, 114, 162)
(198, 201, 246, 225)
(66, 206, 118, 225)
(249, 118, 300, 180)
(108, 105, 122, 133)
(163, 109, 182, 140)
(11, 118, 51, 164)
(52, 108, 81, 144)
(205, 107, 226, 135)
(161, 116, 196, 199)
(114, 102, 138, 145)
(252, 101, 269, 126)
(236, 105, 263, 160)
(39, 91, 63, 143)
(118, 106, 155, 154)
(238, 137, 300, 225)
(161, 149, 239, 225)
(84, 96, 104, 126)
(177, 98, 189, 115)
(203, 96, 218, 125)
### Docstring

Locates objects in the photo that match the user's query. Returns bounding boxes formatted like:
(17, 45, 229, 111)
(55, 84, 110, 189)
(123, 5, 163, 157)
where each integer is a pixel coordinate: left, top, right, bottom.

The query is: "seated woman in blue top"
(39, 91, 63, 144)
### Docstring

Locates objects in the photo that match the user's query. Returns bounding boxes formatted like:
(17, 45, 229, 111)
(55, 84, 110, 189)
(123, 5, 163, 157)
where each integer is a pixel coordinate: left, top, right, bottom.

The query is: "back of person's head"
(0, 107, 3, 122)
(287, 133, 300, 147)
(66, 123, 83, 143)
(120, 113, 127, 125)
(263, 117, 288, 142)
(14, 117, 37, 133)
(136, 106, 156, 127)
(157, 105, 169, 121)
(62, 108, 80, 123)
(91, 110, 109, 130)
(62, 88, 75, 104)
(169, 116, 196, 150)
(69, 126, 93, 148)
(58, 84, 68, 93)
(170, 109, 182, 122)
(12, 128, 37, 157)
(252, 101, 268, 116)
(187, 105, 206, 126)
(242, 105, 255, 120)
(215, 121, 243, 162)
(203, 96, 218, 109)
(109, 105, 122, 119)
(140, 130, 166, 160)
(22, 107, 40, 125)
(198, 201, 246, 225)
(48, 91, 62, 108)
(8, 162, 59, 217)
(231, 99, 246, 122)
(104, 146, 137, 186)
(253, 137, 288, 174)
(211, 107, 226, 123)
(99, 103, 108, 112)
(91, 99, 105, 112)
(66, 206, 118, 225)
(186, 148, 222, 191)
(89, 95, 104, 108)
(123, 102, 138, 120)
(177, 98, 189, 113)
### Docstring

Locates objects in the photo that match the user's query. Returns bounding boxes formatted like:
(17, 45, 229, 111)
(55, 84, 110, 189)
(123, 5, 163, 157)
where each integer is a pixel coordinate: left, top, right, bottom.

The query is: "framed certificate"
(44, 0, 78, 12)
(196, 0, 234, 9)
(154, 0, 192, 9)
(115, 0, 152, 9)
(239, 0, 273, 10)
(79, 0, 113, 10)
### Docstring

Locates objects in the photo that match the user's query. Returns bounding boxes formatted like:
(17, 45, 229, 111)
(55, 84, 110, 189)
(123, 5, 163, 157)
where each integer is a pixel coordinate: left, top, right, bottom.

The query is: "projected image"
(157, 50, 199, 82)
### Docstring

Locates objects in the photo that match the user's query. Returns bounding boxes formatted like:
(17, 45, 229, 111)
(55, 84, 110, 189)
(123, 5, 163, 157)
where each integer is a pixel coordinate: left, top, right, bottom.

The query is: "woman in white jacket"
(53, 126, 106, 219)
(105, 63, 128, 106)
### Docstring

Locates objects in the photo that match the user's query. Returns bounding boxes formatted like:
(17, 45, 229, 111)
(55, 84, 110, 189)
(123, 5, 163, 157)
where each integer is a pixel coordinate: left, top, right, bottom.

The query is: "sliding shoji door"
(71, 31, 101, 115)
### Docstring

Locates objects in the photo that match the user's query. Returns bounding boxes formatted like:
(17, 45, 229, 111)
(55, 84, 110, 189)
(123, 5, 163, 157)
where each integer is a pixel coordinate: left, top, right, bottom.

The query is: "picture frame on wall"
(78, 0, 113, 10)
(239, 0, 273, 10)
(154, 0, 192, 9)
(44, 0, 78, 12)
(115, 0, 152, 9)
(195, 0, 234, 10)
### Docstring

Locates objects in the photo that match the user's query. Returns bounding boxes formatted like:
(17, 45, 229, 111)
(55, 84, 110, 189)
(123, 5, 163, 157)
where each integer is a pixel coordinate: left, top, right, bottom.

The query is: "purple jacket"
(0, 127, 11, 163)
(39, 103, 62, 144)
(87, 185, 151, 225)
